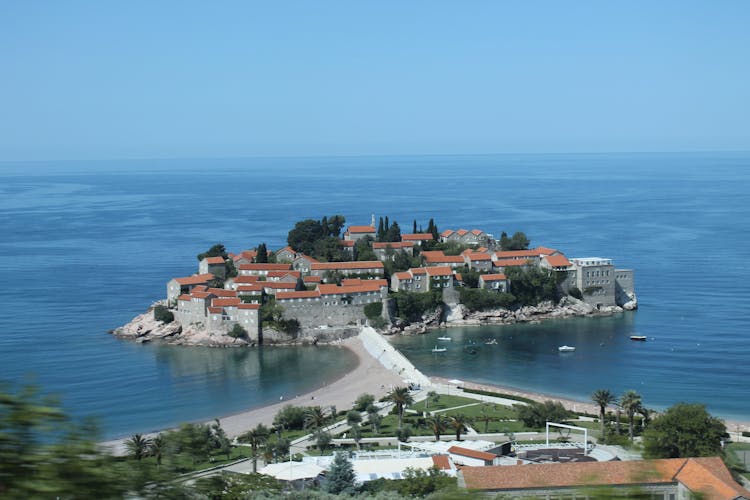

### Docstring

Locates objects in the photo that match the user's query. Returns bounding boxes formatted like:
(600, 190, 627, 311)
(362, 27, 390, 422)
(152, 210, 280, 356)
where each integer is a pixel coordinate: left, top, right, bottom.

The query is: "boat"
(431, 345, 447, 353)
(558, 345, 576, 352)
(630, 335, 647, 341)
(484, 338, 498, 345)
(437, 336, 452, 341)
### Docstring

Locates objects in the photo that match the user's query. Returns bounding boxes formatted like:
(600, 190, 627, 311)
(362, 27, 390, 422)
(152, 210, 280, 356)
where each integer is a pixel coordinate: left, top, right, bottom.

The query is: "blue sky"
(1, 1, 749, 160)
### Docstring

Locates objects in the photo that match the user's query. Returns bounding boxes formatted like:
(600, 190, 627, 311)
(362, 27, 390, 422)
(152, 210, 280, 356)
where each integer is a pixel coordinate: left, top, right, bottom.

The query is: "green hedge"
(363, 302, 383, 320)
(462, 387, 535, 404)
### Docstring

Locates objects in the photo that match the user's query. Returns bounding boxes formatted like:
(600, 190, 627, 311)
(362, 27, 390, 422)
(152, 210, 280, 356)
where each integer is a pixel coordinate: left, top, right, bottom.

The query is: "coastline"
(100, 334, 404, 454)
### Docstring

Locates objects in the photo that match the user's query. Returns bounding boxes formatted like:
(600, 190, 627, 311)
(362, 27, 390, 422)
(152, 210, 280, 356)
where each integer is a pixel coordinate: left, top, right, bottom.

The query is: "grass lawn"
(411, 395, 478, 413)
(359, 414, 435, 439)
(130, 446, 250, 474)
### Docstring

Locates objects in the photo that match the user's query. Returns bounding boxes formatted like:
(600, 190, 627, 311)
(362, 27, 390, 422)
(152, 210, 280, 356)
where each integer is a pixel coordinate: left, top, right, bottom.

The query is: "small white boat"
(431, 345, 447, 353)
(484, 338, 498, 345)
(437, 336, 452, 341)
(558, 345, 576, 352)
(630, 335, 647, 341)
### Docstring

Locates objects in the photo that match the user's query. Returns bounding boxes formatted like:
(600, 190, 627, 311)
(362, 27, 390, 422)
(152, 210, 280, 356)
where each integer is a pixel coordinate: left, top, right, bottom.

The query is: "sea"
(1, 153, 748, 438)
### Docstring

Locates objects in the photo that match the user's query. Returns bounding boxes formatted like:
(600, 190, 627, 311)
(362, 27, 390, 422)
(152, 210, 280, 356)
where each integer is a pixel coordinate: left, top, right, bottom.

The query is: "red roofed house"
(448, 446, 498, 466)
(478, 273, 509, 293)
(274, 246, 297, 263)
(167, 273, 215, 302)
(310, 261, 384, 280)
(199, 256, 227, 278)
(401, 233, 435, 245)
(422, 251, 466, 269)
(372, 241, 414, 261)
(238, 263, 293, 277)
(344, 225, 376, 241)
(463, 251, 493, 272)
(293, 253, 319, 273)
(232, 250, 257, 266)
(391, 267, 454, 292)
(458, 456, 750, 500)
(440, 228, 489, 246)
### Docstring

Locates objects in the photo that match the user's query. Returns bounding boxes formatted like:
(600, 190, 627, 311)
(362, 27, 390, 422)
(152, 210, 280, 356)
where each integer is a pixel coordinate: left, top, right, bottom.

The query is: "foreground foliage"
(642, 403, 726, 459)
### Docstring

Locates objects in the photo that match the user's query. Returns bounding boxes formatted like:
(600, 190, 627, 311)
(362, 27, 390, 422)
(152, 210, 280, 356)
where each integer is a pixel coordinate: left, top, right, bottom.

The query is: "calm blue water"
(1, 153, 748, 436)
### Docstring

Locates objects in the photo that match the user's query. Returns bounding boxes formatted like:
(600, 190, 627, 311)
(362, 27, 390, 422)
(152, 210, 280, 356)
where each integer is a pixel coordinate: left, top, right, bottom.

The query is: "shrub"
(154, 304, 174, 324)
(568, 287, 583, 300)
(369, 316, 388, 329)
(228, 324, 247, 339)
(363, 302, 383, 320)
(462, 387, 534, 404)
(516, 401, 573, 429)
(458, 288, 516, 311)
(392, 290, 443, 322)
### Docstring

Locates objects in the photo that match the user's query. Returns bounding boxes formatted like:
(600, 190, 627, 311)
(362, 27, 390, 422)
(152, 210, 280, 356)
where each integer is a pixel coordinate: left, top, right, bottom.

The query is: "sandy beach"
(101, 334, 404, 453)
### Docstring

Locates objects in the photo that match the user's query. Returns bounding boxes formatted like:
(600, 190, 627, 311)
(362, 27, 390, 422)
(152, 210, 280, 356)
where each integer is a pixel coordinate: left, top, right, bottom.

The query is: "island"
(111, 215, 637, 346)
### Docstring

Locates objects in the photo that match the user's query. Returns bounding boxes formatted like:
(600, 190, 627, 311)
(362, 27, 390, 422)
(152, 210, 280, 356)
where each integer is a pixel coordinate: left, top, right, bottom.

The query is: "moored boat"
(431, 345, 447, 353)
(630, 335, 647, 341)
(437, 336, 452, 341)
(558, 345, 576, 352)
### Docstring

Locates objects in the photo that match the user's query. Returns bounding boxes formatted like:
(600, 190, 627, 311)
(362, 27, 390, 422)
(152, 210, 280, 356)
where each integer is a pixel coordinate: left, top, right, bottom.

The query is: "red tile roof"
(441, 230, 454, 237)
(238, 303, 260, 310)
(177, 294, 192, 301)
(276, 290, 321, 300)
(471, 229, 484, 236)
(173, 273, 214, 285)
(261, 282, 297, 289)
(232, 250, 257, 262)
(203, 256, 225, 264)
(426, 266, 453, 277)
(545, 254, 572, 267)
(456, 229, 469, 236)
(339, 240, 356, 247)
(448, 446, 496, 461)
(208, 306, 223, 314)
(401, 233, 435, 241)
(346, 225, 376, 233)
(481, 273, 507, 281)
(239, 263, 293, 271)
(190, 291, 214, 299)
(236, 284, 263, 293)
(460, 457, 750, 499)
(267, 270, 302, 279)
(311, 261, 384, 270)
(394, 271, 412, 280)
(318, 281, 385, 295)
(295, 253, 319, 263)
(465, 252, 492, 261)
(206, 288, 237, 297)
(432, 455, 452, 471)
(409, 267, 428, 275)
(192, 285, 208, 292)
(424, 253, 465, 264)
(303, 276, 322, 283)
(212, 298, 241, 307)
(232, 275, 261, 284)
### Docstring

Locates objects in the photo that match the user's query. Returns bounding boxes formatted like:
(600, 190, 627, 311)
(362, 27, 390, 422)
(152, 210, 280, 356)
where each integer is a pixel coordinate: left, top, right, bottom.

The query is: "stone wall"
(280, 301, 367, 330)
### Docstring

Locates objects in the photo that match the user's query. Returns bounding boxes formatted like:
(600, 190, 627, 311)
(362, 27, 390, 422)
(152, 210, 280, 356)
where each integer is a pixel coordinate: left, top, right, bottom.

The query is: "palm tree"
(620, 390, 642, 441)
(149, 435, 165, 469)
(591, 389, 618, 438)
(426, 414, 448, 440)
(476, 408, 497, 434)
(304, 406, 329, 430)
(367, 409, 383, 435)
(240, 424, 270, 473)
(386, 387, 414, 428)
(125, 433, 152, 461)
(449, 414, 471, 441)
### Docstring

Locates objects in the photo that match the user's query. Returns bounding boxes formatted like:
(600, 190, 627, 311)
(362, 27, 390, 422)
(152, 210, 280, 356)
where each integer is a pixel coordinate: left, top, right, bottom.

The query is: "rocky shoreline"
(109, 302, 360, 347)
(385, 295, 637, 336)
(112, 294, 637, 347)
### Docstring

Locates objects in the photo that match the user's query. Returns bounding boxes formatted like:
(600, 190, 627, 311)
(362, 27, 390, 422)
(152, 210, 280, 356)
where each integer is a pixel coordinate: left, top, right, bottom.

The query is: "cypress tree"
(413, 220, 417, 233)
(256, 243, 268, 263)
(378, 217, 384, 241)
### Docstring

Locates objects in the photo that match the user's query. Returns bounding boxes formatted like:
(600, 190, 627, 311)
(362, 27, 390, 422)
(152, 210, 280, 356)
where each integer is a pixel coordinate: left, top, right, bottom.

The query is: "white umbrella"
(448, 379, 464, 385)
(259, 461, 324, 481)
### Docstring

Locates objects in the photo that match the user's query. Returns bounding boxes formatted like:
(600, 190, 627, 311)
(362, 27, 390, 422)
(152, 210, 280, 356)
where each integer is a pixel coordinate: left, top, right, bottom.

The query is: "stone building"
(478, 273, 508, 292)
(310, 260, 384, 280)
(198, 256, 226, 278)
(167, 273, 214, 303)
(372, 241, 414, 261)
(343, 225, 376, 241)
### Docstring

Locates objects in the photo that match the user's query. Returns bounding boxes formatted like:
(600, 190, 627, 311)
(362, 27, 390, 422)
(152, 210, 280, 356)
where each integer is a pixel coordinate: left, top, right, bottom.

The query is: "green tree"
(504, 266, 558, 305)
(386, 387, 414, 428)
(515, 401, 573, 429)
(426, 414, 448, 440)
(273, 405, 307, 431)
(228, 323, 247, 339)
(449, 414, 471, 440)
(367, 407, 383, 435)
(500, 232, 530, 250)
(125, 433, 152, 461)
(425, 390, 440, 410)
(325, 452, 356, 494)
(354, 394, 375, 412)
(238, 424, 270, 473)
(153, 304, 174, 323)
(256, 243, 269, 263)
(620, 390, 642, 441)
(592, 389, 618, 438)
(346, 410, 362, 427)
(304, 406, 329, 430)
(643, 403, 726, 459)
(197, 243, 228, 261)
(384, 220, 401, 242)
(150, 434, 166, 469)
(294, 276, 306, 291)
(396, 424, 413, 442)
(315, 430, 333, 453)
